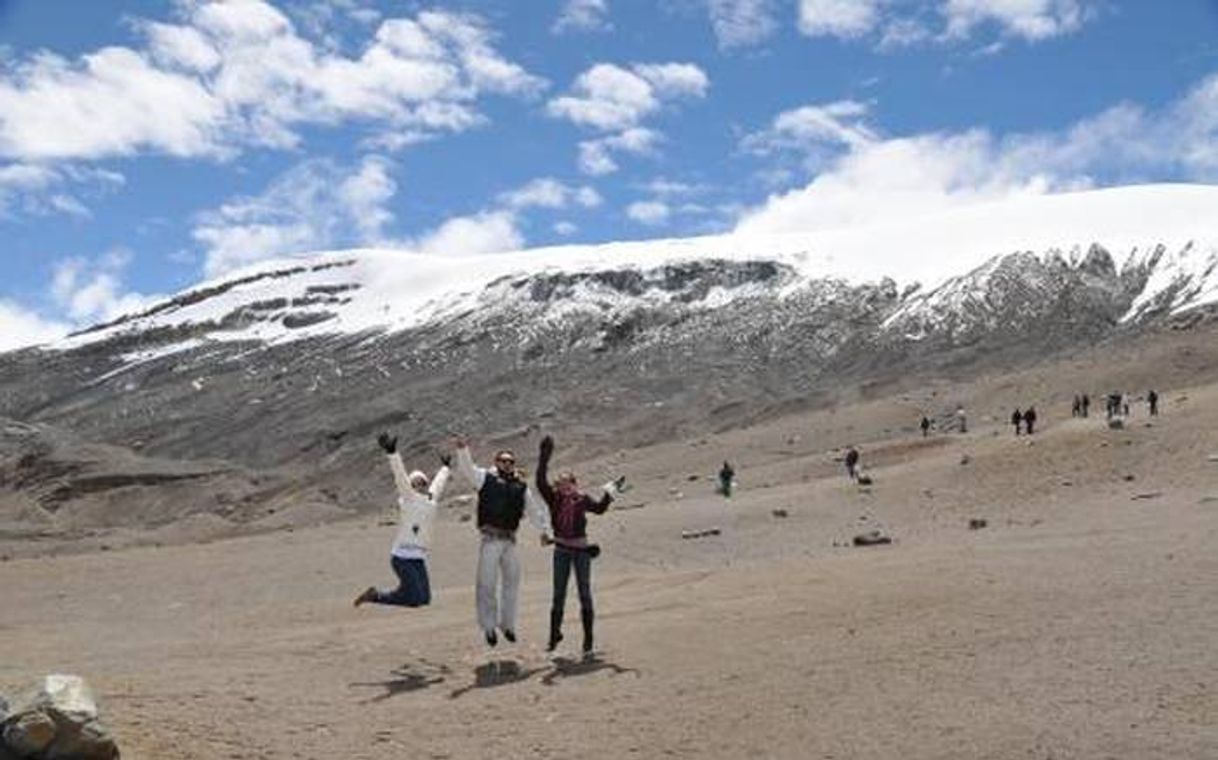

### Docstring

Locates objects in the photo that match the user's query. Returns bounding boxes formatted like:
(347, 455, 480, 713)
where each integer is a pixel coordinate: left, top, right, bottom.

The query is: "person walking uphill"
(1011, 408, 1023, 436)
(455, 438, 553, 647)
(718, 461, 735, 498)
(1023, 406, 1037, 435)
(354, 433, 450, 609)
(536, 435, 623, 654)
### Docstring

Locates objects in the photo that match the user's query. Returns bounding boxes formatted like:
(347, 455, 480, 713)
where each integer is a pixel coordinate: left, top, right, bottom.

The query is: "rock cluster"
(0, 676, 119, 759)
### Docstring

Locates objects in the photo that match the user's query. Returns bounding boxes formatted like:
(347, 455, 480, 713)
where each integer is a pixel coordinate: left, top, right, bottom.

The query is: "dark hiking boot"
(502, 628, 516, 643)
(547, 608, 564, 652)
(581, 609, 595, 654)
(485, 629, 498, 647)
(353, 587, 377, 607)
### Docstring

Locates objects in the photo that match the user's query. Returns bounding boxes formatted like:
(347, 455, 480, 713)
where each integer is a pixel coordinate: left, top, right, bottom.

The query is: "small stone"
(1108, 419, 1125, 430)
(959, 454, 971, 465)
(771, 509, 789, 518)
(968, 518, 988, 530)
(1123, 474, 1136, 482)
(852, 530, 891, 547)
(458, 513, 471, 522)
(686, 474, 699, 481)
(1131, 492, 1162, 501)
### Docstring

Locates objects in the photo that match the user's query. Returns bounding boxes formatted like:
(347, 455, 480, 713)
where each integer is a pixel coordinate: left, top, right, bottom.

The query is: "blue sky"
(2, 0, 1218, 348)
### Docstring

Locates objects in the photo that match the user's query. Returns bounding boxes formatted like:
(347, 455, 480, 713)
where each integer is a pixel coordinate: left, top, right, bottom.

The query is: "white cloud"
(578, 127, 663, 176)
(0, 299, 70, 351)
(553, 0, 612, 34)
(708, 0, 779, 49)
(942, 0, 1094, 42)
(498, 177, 602, 210)
(553, 220, 579, 236)
(798, 0, 882, 39)
(49, 248, 157, 325)
(547, 62, 708, 131)
(410, 210, 523, 256)
(742, 100, 878, 160)
(626, 200, 670, 226)
(0, 162, 124, 218)
(735, 71, 1218, 236)
(0, 3, 544, 162)
(193, 155, 398, 276)
(795, 0, 1099, 46)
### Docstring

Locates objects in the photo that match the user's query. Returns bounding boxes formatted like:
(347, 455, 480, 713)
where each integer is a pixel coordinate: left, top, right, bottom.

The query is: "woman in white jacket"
(354, 433, 450, 608)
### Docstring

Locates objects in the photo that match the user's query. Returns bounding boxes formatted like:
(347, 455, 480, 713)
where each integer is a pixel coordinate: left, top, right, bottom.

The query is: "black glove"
(377, 433, 397, 454)
(439, 452, 453, 467)
(539, 435, 555, 458)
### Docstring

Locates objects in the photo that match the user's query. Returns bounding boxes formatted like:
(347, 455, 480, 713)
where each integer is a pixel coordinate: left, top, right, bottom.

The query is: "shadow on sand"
(351, 660, 452, 703)
(540, 654, 639, 686)
(448, 659, 548, 700)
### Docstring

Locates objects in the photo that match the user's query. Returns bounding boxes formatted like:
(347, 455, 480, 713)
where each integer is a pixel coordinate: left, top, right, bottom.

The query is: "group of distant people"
(354, 434, 625, 655)
(1010, 406, 1038, 435)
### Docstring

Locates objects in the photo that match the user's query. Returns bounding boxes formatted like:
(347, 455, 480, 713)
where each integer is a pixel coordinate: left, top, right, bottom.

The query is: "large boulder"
(1, 675, 119, 759)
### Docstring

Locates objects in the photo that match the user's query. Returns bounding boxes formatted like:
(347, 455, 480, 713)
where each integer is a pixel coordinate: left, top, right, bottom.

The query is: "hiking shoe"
(546, 632, 563, 652)
(485, 629, 498, 647)
(502, 628, 517, 643)
(353, 587, 377, 607)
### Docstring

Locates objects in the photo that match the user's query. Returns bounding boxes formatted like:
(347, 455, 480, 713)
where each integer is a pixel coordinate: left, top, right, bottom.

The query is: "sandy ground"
(4, 360, 1218, 758)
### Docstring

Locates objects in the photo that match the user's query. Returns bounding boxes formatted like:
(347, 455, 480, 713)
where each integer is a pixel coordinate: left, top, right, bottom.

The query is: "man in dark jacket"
(536, 435, 622, 654)
(455, 439, 552, 648)
(1011, 408, 1023, 435)
(1024, 406, 1038, 435)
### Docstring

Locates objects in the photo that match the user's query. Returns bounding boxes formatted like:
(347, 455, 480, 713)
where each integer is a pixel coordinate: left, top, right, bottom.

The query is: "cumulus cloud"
(626, 200, 671, 226)
(578, 127, 662, 176)
(49, 248, 157, 325)
(742, 100, 878, 163)
(0, 300, 70, 352)
(498, 177, 602, 210)
(193, 155, 398, 276)
(707, 0, 779, 49)
(0, 2, 545, 163)
(409, 210, 523, 256)
(735, 71, 1218, 236)
(553, 0, 612, 34)
(796, 0, 1100, 47)
(548, 62, 707, 175)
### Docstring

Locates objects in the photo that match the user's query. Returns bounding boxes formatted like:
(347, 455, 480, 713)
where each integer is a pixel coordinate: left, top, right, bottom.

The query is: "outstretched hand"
(439, 452, 453, 467)
(539, 435, 555, 458)
(453, 436, 468, 450)
(377, 433, 397, 454)
(612, 475, 630, 493)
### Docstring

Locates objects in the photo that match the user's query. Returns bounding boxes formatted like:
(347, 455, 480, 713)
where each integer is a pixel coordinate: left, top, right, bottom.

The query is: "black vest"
(477, 473, 527, 531)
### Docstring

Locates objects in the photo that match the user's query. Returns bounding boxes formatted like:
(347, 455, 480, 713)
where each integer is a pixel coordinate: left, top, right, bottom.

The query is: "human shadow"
(351, 659, 452, 703)
(540, 654, 639, 686)
(448, 659, 547, 700)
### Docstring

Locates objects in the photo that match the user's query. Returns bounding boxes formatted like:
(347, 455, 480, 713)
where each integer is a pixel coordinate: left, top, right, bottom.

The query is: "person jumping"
(535, 435, 622, 655)
(354, 433, 450, 609)
(455, 438, 552, 647)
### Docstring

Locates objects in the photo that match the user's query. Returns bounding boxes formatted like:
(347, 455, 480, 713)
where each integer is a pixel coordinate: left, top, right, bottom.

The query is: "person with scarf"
(535, 435, 624, 654)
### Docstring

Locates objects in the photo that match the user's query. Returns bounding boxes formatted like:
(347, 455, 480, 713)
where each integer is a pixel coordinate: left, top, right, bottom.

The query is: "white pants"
(476, 534, 521, 633)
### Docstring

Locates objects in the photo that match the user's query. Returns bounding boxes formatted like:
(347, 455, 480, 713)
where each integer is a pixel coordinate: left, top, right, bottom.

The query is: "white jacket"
(387, 453, 450, 558)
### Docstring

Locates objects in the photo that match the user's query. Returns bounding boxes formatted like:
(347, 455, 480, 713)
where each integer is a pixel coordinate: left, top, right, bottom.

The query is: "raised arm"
(429, 465, 451, 503)
(535, 435, 556, 506)
(378, 433, 413, 499)
(454, 441, 487, 489)
(585, 477, 621, 515)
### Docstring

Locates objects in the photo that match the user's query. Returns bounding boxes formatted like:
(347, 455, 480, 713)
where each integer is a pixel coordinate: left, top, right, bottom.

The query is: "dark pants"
(374, 556, 431, 607)
(552, 547, 593, 617)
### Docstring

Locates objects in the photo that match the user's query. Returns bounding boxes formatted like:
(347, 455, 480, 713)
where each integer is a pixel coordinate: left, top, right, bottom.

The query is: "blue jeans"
(374, 556, 431, 607)
(552, 546, 593, 617)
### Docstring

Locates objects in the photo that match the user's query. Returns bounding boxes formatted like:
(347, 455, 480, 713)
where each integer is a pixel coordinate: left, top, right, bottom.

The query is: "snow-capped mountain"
(2, 184, 1217, 529)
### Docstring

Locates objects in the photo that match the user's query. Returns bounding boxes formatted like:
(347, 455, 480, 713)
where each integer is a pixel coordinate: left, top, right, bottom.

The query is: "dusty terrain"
(3, 334, 1218, 759)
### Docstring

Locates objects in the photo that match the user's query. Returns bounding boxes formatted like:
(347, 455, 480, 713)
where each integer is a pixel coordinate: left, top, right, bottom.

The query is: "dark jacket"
(536, 449, 611, 542)
(477, 473, 528, 531)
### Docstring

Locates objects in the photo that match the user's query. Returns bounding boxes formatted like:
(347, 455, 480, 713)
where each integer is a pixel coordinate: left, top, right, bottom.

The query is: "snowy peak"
(48, 184, 1218, 357)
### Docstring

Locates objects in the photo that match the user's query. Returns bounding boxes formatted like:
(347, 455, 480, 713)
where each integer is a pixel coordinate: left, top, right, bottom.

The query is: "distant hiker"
(1147, 389, 1159, 416)
(455, 438, 553, 647)
(1122, 393, 1131, 417)
(1024, 406, 1037, 435)
(1081, 394, 1090, 418)
(920, 416, 931, 437)
(844, 447, 860, 480)
(1011, 408, 1024, 436)
(536, 435, 623, 654)
(1106, 392, 1120, 419)
(718, 461, 735, 498)
(354, 433, 450, 610)
(956, 406, 968, 434)
(1071, 395, 1081, 418)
